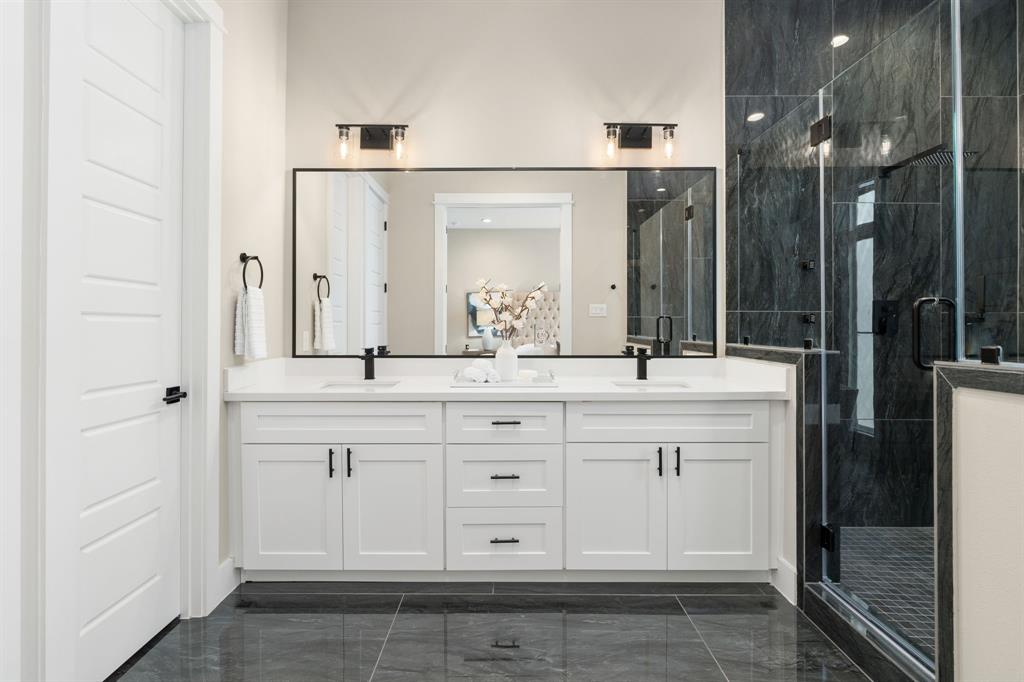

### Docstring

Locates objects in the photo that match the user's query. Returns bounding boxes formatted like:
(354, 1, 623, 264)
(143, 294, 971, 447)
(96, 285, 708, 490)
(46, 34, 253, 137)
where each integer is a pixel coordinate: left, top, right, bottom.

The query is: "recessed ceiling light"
(831, 34, 849, 48)
(656, 187, 667, 193)
(747, 112, 766, 122)
(481, 218, 492, 223)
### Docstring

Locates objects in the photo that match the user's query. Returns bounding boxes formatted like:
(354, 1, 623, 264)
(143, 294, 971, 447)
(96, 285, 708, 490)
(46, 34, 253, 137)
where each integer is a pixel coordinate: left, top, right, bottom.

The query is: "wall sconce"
(334, 124, 409, 160)
(603, 122, 678, 159)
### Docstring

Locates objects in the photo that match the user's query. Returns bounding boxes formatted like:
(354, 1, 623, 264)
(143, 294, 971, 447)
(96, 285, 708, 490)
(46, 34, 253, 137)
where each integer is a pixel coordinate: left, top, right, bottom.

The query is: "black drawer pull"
(490, 474, 520, 480)
(346, 448, 353, 477)
(491, 420, 522, 426)
(675, 446, 681, 477)
(492, 640, 520, 649)
(657, 446, 663, 477)
(490, 537, 520, 544)
(329, 448, 335, 478)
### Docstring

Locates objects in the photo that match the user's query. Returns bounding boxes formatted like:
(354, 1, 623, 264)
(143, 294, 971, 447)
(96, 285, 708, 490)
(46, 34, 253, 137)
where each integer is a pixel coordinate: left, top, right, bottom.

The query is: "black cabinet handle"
(490, 538, 520, 544)
(346, 448, 353, 477)
(328, 448, 335, 478)
(162, 386, 188, 404)
(490, 474, 520, 480)
(491, 420, 522, 426)
(675, 446, 681, 476)
(492, 640, 520, 649)
(657, 447, 663, 477)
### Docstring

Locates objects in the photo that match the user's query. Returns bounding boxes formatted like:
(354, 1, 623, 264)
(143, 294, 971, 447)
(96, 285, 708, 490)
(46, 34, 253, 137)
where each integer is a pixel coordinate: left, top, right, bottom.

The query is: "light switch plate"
(589, 303, 608, 317)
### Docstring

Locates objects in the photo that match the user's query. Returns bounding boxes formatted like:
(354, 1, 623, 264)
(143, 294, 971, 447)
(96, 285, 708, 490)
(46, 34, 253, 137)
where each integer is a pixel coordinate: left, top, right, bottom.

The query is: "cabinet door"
(241, 444, 343, 570)
(667, 443, 770, 570)
(343, 444, 444, 570)
(565, 443, 666, 569)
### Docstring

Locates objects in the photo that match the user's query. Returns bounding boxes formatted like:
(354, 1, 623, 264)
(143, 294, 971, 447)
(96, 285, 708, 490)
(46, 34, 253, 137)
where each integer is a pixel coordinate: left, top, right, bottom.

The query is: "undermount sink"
(611, 379, 690, 391)
(320, 379, 400, 391)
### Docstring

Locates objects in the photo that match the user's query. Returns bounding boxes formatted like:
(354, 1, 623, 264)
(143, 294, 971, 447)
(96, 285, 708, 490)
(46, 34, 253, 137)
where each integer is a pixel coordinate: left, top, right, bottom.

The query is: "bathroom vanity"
(224, 359, 793, 585)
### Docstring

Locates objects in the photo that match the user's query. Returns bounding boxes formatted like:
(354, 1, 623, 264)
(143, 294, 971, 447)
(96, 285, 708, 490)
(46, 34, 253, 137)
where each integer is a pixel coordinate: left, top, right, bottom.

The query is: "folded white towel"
(242, 287, 267, 360)
(312, 298, 323, 351)
(471, 358, 493, 371)
(319, 297, 336, 352)
(462, 367, 487, 383)
(484, 368, 501, 383)
(234, 289, 247, 356)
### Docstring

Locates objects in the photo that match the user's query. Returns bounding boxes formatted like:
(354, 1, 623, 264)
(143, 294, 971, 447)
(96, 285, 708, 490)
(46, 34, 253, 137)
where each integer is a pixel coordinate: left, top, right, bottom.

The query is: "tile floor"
(837, 526, 935, 658)
(110, 582, 869, 681)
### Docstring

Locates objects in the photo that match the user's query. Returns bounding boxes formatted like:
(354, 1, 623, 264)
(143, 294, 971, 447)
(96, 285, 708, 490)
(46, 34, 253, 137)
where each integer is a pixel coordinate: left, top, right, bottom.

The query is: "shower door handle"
(912, 297, 955, 371)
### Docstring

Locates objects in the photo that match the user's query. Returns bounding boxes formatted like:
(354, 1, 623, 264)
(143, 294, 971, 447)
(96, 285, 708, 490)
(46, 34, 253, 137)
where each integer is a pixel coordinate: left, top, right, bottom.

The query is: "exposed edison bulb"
(391, 127, 406, 161)
(337, 126, 351, 160)
(605, 125, 619, 159)
(662, 126, 676, 159)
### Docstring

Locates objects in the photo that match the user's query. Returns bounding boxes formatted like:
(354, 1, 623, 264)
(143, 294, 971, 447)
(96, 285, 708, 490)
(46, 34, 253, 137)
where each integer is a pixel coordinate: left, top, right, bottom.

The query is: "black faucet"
(362, 347, 375, 380)
(636, 347, 649, 380)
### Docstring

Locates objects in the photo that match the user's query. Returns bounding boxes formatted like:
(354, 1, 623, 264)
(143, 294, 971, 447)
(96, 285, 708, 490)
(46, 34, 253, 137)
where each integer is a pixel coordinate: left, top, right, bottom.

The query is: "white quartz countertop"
(223, 373, 789, 402)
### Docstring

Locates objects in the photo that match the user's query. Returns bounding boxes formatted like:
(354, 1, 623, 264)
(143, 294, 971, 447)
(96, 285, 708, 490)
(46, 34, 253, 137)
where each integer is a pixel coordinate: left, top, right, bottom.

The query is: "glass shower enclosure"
(734, 0, 1019, 673)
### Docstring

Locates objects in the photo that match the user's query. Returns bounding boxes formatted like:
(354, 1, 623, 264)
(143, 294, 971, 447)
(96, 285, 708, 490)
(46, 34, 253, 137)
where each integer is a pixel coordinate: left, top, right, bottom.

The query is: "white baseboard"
(238, 569, 774, 583)
(771, 556, 798, 604)
(201, 558, 239, 618)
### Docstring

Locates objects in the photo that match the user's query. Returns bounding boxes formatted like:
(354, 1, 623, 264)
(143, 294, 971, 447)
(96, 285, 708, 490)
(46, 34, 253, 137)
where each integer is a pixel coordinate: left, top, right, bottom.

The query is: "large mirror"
(293, 169, 716, 357)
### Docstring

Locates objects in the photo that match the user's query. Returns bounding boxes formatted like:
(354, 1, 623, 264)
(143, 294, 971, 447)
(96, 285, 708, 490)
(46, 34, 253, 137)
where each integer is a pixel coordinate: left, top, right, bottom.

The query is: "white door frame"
(433, 192, 573, 354)
(16, 1, 226, 679)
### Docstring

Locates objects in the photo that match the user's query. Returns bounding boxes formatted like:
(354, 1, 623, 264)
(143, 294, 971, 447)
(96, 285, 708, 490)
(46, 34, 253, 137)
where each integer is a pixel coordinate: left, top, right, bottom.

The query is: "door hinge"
(384, 282, 388, 293)
(384, 220, 387, 232)
(809, 115, 832, 147)
(684, 205, 695, 221)
(820, 523, 837, 552)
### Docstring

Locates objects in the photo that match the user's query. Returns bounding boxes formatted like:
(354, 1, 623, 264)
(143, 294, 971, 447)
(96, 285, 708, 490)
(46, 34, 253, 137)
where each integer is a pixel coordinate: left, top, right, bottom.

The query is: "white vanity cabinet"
(343, 443, 444, 570)
(565, 402, 771, 571)
(241, 444, 343, 570)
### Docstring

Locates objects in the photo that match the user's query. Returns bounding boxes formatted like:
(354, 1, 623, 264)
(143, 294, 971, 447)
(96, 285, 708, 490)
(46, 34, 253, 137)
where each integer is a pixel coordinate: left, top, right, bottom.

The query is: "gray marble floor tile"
(680, 595, 869, 681)
(213, 592, 402, 615)
(374, 595, 725, 681)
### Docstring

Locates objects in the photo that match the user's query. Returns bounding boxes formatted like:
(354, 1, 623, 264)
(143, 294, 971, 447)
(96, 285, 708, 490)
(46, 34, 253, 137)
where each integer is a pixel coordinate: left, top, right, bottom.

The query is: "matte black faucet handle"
(376, 345, 390, 356)
(622, 345, 635, 356)
(362, 347, 375, 357)
(637, 347, 649, 356)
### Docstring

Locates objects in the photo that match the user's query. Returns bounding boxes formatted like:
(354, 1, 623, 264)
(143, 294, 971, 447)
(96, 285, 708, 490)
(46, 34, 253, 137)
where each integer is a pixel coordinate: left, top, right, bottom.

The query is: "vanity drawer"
(445, 402, 563, 444)
(566, 401, 769, 443)
(446, 444, 563, 507)
(241, 402, 442, 444)
(446, 507, 563, 570)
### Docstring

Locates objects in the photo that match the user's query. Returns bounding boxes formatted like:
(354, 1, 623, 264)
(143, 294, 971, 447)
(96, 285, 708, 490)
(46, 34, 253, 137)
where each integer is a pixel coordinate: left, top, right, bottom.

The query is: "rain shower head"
(878, 144, 977, 177)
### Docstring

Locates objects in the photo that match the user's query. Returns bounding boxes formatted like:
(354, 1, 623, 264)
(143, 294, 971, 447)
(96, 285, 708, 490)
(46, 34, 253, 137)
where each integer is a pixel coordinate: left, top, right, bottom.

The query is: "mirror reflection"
(293, 169, 715, 357)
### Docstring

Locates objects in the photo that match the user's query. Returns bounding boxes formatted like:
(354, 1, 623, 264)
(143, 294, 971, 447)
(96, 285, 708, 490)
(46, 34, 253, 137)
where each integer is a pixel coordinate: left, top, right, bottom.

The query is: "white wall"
(447, 228, 560, 353)
(220, 0, 289, 556)
(953, 388, 1024, 681)
(283, 0, 726, 352)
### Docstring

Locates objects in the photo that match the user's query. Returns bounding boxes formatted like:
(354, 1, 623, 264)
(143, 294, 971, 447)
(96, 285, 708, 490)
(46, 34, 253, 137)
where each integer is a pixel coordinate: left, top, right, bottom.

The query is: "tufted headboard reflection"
(509, 290, 560, 351)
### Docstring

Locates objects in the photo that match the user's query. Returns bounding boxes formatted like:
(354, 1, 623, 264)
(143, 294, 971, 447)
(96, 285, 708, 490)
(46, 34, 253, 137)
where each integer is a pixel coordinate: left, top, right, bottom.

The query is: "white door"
(327, 175, 348, 352)
(363, 184, 388, 348)
(45, 1, 185, 679)
(668, 443, 770, 570)
(565, 444, 667, 569)
(241, 445, 343, 570)
(343, 444, 443, 570)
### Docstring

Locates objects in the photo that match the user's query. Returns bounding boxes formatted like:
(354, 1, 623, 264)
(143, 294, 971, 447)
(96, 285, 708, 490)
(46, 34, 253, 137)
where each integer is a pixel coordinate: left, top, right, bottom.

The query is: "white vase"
(495, 340, 518, 382)
(481, 327, 499, 351)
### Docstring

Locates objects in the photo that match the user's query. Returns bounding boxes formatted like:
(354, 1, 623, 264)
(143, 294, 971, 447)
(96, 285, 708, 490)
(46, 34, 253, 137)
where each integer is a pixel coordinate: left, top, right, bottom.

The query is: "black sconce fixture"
(335, 124, 409, 160)
(604, 123, 677, 159)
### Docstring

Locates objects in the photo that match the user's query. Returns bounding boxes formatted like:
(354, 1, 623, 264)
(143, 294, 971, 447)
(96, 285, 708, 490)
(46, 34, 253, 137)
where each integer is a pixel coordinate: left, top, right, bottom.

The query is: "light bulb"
(831, 34, 849, 48)
(391, 127, 406, 160)
(337, 126, 351, 160)
(662, 126, 676, 159)
(605, 126, 619, 159)
(747, 112, 766, 122)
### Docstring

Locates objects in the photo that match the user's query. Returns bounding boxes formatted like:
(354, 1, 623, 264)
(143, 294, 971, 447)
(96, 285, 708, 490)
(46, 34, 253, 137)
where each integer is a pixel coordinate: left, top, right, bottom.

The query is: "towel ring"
(240, 253, 263, 289)
(313, 273, 330, 302)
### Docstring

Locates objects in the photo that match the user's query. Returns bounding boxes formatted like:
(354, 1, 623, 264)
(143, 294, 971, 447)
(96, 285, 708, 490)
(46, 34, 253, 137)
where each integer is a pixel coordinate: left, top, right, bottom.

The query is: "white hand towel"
(484, 368, 501, 383)
(462, 367, 487, 383)
(243, 287, 267, 360)
(319, 298, 337, 351)
(233, 289, 247, 356)
(312, 298, 323, 351)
